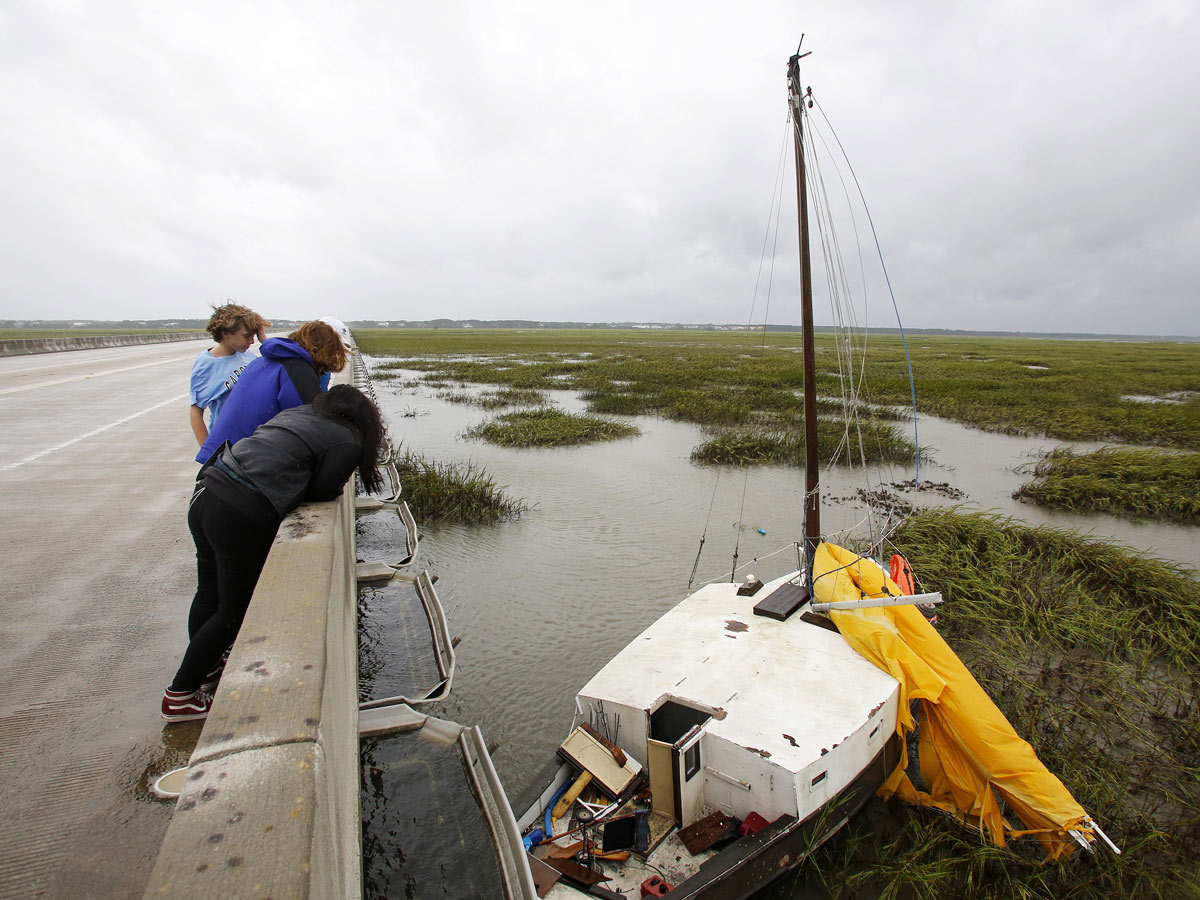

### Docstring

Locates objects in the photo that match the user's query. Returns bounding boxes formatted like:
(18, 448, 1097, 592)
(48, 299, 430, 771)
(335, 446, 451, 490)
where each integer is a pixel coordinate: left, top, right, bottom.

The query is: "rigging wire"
(747, 121, 793, 331)
(796, 98, 887, 548)
(811, 97, 922, 484)
(687, 466, 721, 591)
(693, 541, 801, 590)
(693, 117, 792, 586)
(796, 84, 933, 554)
(723, 117, 792, 582)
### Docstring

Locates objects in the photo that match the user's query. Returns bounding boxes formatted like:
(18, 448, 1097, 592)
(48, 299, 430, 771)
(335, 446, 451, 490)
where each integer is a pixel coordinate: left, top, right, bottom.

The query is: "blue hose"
(544, 776, 573, 839)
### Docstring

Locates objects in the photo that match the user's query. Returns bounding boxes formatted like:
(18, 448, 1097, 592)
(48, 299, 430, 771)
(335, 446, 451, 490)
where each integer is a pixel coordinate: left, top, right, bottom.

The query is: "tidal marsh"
(1014, 447, 1200, 524)
(359, 329, 1200, 897)
(358, 329, 1200, 450)
(0, 327, 201, 339)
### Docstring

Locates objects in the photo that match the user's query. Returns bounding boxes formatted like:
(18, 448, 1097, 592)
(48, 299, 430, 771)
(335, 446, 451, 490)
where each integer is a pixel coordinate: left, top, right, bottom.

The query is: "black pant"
(170, 485, 278, 691)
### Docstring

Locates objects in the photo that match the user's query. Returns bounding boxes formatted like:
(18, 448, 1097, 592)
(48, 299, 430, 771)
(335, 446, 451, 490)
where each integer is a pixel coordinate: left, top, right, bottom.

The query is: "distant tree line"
(0, 319, 1189, 341)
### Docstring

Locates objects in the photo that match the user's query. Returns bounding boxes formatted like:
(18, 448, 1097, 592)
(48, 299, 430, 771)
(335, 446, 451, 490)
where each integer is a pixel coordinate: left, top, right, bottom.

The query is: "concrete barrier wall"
(0, 332, 200, 357)
(144, 370, 362, 900)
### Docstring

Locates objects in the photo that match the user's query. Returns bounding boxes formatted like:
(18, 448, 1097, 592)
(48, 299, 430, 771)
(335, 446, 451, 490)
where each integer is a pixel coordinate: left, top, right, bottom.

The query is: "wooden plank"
(752, 581, 809, 621)
(679, 810, 739, 855)
(541, 841, 583, 860)
(542, 856, 611, 886)
(527, 854, 562, 898)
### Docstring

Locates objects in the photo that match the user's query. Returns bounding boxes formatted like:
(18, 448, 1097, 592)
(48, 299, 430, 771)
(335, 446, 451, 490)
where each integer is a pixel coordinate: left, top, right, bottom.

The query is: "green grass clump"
(691, 419, 917, 467)
(806, 508, 1200, 898)
(439, 387, 551, 410)
(463, 408, 639, 447)
(1014, 447, 1200, 524)
(391, 447, 526, 523)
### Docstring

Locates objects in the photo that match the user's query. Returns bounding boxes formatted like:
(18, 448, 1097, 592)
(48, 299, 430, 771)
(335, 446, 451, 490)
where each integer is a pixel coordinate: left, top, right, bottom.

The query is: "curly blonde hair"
(290, 321, 347, 375)
(206, 302, 270, 342)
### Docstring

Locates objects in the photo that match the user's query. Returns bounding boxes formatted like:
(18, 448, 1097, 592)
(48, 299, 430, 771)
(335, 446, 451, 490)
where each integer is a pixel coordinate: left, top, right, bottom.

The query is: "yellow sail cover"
(812, 541, 1094, 859)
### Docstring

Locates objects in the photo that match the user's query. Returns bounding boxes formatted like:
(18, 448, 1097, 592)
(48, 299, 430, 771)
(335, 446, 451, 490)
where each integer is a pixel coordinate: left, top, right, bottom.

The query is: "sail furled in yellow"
(812, 541, 1095, 860)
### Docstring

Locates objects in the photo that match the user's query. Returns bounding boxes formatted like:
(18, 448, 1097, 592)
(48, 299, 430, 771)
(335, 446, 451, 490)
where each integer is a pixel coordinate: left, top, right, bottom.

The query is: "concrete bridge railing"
(0, 332, 200, 357)
(143, 374, 361, 899)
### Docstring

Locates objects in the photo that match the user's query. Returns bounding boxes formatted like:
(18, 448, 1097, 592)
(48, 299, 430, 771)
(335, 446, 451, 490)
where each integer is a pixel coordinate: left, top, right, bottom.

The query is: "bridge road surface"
(0, 338, 234, 898)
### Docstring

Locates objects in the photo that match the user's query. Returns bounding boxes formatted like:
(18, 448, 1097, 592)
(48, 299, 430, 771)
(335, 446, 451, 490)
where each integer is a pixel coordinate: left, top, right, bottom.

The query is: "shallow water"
(358, 360, 1197, 894)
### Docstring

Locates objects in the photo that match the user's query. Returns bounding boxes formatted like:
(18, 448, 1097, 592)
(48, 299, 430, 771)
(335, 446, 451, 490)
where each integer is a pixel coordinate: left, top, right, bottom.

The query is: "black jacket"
(201, 405, 362, 523)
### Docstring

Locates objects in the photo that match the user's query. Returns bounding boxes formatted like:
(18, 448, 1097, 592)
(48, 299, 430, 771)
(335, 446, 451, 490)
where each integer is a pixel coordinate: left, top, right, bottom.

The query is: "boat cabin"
(572, 571, 901, 834)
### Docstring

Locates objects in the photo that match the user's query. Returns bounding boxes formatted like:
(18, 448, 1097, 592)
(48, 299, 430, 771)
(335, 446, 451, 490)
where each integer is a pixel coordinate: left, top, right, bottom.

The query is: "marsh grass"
(439, 387, 551, 410)
(691, 418, 917, 466)
(1014, 447, 1200, 524)
(390, 446, 527, 523)
(804, 508, 1200, 898)
(463, 408, 640, 448)
(357, 329, 1200, 449)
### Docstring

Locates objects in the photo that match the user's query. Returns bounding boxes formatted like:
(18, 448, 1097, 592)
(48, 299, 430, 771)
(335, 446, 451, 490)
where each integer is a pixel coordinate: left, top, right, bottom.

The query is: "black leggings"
(170, 485, 278, 692)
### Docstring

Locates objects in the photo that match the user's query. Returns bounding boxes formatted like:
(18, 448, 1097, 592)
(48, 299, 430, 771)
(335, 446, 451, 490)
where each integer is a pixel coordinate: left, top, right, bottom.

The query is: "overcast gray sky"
(1, 1, 1196, 335)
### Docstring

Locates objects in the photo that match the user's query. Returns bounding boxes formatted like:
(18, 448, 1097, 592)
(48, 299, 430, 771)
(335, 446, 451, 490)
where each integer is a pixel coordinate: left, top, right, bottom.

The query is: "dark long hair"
(312, 385, 388, 493)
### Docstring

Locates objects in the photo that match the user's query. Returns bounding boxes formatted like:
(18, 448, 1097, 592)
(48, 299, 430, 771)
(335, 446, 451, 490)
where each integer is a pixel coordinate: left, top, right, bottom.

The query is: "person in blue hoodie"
(195, 320, 348, 463)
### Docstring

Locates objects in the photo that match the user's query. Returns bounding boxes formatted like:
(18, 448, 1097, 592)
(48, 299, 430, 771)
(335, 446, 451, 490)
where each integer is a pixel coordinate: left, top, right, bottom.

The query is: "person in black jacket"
(163, 384, 388, 722)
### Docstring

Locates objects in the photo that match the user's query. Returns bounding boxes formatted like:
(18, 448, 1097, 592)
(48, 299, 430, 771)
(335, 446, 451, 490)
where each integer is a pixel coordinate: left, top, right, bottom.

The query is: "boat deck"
(538, 811, 717, 898)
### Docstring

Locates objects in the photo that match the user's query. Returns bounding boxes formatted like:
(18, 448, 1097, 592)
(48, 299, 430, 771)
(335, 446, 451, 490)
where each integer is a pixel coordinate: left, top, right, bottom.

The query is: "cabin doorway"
(647, 701, 711, 827)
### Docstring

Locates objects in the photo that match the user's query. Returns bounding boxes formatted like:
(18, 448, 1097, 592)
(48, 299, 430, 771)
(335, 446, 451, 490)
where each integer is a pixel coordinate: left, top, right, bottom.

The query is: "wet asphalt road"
(0, 339, 215, 898)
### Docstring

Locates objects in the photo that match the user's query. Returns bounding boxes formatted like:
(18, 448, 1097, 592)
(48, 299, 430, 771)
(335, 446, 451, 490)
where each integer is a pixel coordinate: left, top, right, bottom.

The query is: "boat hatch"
(648, 701, 712, 827)
(650, 700, 712, 745)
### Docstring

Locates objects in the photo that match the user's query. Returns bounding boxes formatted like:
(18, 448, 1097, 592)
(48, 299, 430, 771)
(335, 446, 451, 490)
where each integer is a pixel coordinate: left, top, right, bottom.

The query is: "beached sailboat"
(507, 45, 1115, 899)
(507, 47, 910, 898)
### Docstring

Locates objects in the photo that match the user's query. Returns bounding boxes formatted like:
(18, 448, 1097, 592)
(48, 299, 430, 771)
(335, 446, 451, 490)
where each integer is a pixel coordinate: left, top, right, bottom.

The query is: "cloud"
(0, 0, 1196, 335)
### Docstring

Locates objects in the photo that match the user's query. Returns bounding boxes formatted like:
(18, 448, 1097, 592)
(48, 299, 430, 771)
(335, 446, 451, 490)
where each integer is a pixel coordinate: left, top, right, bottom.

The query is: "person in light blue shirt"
(189, 303, 270, 447)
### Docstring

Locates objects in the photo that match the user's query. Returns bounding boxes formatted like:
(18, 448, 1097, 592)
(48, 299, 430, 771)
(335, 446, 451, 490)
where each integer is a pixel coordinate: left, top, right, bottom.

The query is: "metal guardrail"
(358, 569, 456, 709)
(358, 705, 537, 899)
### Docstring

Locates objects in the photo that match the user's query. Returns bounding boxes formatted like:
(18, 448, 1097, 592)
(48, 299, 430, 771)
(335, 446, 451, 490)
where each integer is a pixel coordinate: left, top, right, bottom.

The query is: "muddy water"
(359, 361, 1197, 890)
(914, 415, 1198, 566)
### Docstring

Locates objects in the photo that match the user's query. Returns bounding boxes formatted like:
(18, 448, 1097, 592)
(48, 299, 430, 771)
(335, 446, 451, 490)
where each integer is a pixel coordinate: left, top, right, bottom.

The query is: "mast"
(788, 48, 820, 570)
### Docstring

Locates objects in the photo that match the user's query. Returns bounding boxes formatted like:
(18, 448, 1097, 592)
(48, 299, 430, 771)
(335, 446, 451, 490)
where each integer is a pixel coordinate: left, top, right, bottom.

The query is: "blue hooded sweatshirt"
(196, 337, 321, 463)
